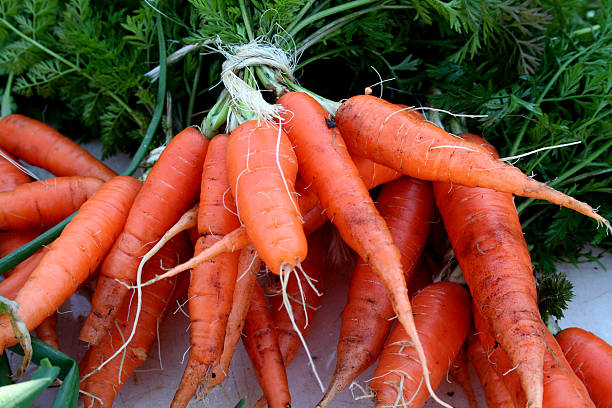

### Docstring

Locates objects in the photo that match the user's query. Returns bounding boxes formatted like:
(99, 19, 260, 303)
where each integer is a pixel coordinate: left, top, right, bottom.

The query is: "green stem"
(122, 15, 167, 177)
(202, 90, 230, 139)
(509, 44, 595, 156)
(286, 0, 318, 34)
(288, 0, 380, 37)
(571, 24, 600, 37)
(0, 18, 138, 124)
(295, 46, 352, 70)
(1, 71, 14, 118)
(186, 54, 203, 128)
(238, 0, 254, 42)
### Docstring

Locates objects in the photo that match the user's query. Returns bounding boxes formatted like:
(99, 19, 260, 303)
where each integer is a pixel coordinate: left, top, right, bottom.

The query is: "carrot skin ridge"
(318, 176, 434, 408)
(242, 282, 292, 408)
(0, 114, 117, 181)
(0, 176, 104, 230)
(433, 133, 547, 407)
(0, 175, 141, 351)
(556, 327, 612, 407)
(467, 331, 516, 408)
(80, 234, 190, 408)
(80, 127, 208, 345)
(371, 282, 472, 407)
(335, 94, 608, 227)
(172, 135, 240, 408)
(226, 120, 306, 275)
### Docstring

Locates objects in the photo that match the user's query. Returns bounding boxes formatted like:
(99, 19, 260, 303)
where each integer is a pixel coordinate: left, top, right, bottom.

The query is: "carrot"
(0, 149, 31, 192)
(449, 343, 479, 408)
(226, 119, 306, 275)
(407, 257, 433, 299)
(171, 134, 241, 408)
(467, 332, 516, 408)
(335, 94, 608, 227)
(0, 175, 141, 351)
(371, 282, 472, 407)
(80, 127, 208, 346)
(34, 314, 59, 350)
(556, 327, 612, 407)
(473, 304, 595, 408)
(242, 282, 291, 408)
(317, 176, 434, 408)
(0, 114, 117, 181)
(80, 234, 190, 408)
(433, 133, 547, 407)
(0, 176, 104, 230)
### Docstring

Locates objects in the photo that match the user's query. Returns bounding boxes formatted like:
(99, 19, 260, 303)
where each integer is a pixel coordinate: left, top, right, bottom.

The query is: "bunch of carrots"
(0, 50, 611, 408)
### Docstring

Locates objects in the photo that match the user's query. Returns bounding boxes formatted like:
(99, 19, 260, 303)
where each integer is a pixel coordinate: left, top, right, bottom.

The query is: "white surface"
(10, 143, 612, 407)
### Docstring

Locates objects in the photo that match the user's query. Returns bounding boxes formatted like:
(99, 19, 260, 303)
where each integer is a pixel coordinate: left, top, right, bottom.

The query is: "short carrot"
(0, 175, 141, 351)
(80, 127, 208, 346)
(80, 234, 191, 408)
(279, 91, 442, 403)
(556, 327, 612, 407)
(226, 119, 307, 276)
(433, 133, 547, 407)
(371, 282, 472, 407)
(171, 134, 241, 408)
(0, 114, 117, 181)
(242, 282, 291, 408)
(466, 332, 516, 408)
(335, 94, 608, 227)
(317, 176, 434, 408)
(0, 176, 104, 230)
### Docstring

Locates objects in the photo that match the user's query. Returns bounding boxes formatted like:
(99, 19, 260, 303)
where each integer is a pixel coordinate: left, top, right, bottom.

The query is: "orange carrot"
(473, 305, 595, 408)
(0, 176, 104, 230)
(335, 94, 608, 226)
(242, 282, 291, 408)
(467, 332, 515, 408)
(80, 234, 190, 408)
(279, 91, 442, 402)
(226, 120, 306, 275)
(0, 175, 141, 351)
(34, 314, 59, 350)
(0, 149, 31, 192)
(171, 134, 241, 408)
(80, 127, 208, 346)
(371, 282, 472, 407)
(449, 343, 479, 408)
(318, 176, 434, 408)
(556, 327, 612, 407)
(202, 245, 260, 396)
(433, 133, 547, 407)
(0, 114, 117, 181)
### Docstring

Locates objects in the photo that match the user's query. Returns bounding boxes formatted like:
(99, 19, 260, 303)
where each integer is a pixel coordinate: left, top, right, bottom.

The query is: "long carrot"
(0, 175, 141, 351)
(371, 281, 472, 407)
(226, 119, 306, 276)
(278, 91, 442, 402)
(171, 134, 241, 408)
(0, 114, 117, 181)
(0, 150, 31, 192)
(80, 234, 190, 408)
(317, 176, 434, 408)
(433, 133, 547, 407)
(466, 332, 516, 408)
(80, 127, 208, 346)
(556, 327, 612, 407)
(335, 94, 608, 227)
(473, 304, 595, 407)
(0, 176, 104, 230)
(242, 282, 292, 408)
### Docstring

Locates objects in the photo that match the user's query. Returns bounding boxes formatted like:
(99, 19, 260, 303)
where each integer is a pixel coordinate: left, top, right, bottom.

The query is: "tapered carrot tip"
(79, 275, 130, 345)
(317, 352, 372, 408)
(171, 358, 210, 408)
